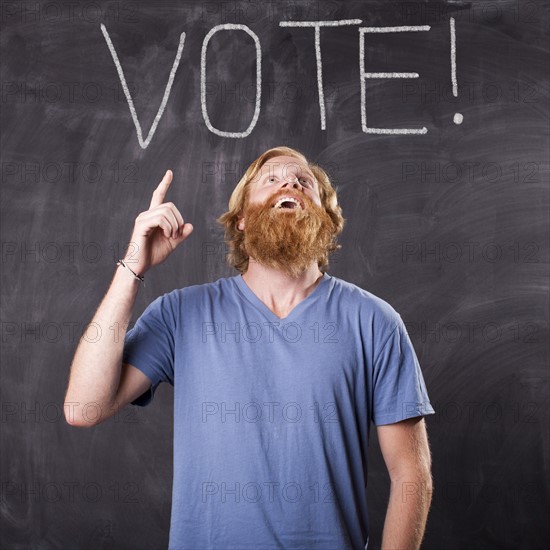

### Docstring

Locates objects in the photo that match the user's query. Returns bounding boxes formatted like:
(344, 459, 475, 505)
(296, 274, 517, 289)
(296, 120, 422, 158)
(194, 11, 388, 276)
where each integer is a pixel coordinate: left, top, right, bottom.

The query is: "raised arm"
(377, 416, 433, 550)
(63, 170, 193, 427)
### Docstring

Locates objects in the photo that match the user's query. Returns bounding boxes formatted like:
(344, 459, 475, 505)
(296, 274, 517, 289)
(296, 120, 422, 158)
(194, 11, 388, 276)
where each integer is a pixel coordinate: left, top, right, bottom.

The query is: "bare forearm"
(64, 264, 141, 426)
(380, 474, 433, 550)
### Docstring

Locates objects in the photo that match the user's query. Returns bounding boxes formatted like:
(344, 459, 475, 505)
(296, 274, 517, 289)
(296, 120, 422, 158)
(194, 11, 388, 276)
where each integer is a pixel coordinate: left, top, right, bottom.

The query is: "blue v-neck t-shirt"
(122, 272, 435, 550)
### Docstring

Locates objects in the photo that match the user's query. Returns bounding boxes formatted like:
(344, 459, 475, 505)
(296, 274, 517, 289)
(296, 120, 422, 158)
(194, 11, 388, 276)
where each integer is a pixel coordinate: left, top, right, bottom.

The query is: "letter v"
(100, 24, 186, 149)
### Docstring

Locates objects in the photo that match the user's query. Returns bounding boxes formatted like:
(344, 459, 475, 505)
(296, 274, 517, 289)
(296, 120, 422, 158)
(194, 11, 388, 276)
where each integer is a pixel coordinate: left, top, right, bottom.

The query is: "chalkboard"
(1, 1, 548, 548)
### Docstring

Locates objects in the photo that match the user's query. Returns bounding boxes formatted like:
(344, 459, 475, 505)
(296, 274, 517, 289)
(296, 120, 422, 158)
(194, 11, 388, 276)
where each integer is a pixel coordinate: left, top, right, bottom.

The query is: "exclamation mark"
(450, 17, 463, 124)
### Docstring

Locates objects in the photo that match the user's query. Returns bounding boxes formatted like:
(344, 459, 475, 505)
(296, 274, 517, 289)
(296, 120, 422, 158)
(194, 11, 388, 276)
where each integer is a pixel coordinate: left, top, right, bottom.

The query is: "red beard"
(242, 191, 337, 278)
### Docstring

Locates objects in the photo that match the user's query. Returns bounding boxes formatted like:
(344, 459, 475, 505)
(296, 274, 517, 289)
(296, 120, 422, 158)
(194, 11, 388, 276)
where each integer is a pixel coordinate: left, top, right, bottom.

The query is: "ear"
(237, 214, 245, 231)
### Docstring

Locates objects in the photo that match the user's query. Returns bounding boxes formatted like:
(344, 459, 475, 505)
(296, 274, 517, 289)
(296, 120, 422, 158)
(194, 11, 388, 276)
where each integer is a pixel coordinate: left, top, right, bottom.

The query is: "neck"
(241, 261, 325, 317)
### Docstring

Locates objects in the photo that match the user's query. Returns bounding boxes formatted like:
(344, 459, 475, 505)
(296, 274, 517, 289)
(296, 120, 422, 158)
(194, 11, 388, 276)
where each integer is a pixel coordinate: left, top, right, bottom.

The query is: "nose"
(281, 176, 302, 189)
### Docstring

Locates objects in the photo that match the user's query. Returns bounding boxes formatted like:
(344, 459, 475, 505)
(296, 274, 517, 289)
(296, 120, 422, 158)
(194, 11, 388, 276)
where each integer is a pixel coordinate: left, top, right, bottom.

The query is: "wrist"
(122, 259, 145, 278)
(115, 263, 141, 286)
(116, 259, 145, 285)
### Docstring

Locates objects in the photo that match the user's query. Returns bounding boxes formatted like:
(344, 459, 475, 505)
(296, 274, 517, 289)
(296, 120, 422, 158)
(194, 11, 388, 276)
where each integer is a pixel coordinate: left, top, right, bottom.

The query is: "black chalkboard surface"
(1, 1, 548, 548)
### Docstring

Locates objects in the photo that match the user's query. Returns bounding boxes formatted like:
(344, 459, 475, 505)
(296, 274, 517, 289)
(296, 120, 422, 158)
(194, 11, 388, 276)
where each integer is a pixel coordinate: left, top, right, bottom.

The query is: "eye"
(299, 177, 311, 187)
(267, 176, 278, 183)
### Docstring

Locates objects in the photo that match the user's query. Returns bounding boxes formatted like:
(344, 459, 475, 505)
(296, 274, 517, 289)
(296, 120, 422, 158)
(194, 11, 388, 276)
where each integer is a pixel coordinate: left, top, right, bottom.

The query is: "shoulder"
(328, 274, 403, 332)
(165, 275, 236, 305)
(144, 277, 235, 324)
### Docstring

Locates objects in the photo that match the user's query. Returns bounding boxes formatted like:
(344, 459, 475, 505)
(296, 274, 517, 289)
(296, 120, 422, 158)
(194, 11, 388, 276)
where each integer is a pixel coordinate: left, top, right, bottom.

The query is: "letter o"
(201, 24, 262, 138)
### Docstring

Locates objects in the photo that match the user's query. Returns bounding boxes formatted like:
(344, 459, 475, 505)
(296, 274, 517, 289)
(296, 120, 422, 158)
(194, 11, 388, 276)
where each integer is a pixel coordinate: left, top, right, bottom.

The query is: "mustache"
(249, 190, 316, 213)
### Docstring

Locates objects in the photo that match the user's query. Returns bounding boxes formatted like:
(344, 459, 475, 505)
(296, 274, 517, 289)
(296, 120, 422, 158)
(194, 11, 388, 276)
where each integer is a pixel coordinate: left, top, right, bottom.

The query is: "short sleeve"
(122, 293, 176, 407)
(371, 317, 435, 426)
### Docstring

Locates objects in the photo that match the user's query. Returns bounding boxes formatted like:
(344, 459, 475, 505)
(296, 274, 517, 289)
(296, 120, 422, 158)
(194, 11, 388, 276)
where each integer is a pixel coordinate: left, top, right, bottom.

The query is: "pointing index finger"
(149, 170, 173, 210)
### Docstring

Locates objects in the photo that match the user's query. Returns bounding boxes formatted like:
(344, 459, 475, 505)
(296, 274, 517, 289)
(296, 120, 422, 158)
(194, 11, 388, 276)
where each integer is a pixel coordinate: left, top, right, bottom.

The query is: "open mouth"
(272, 196, 303, 210)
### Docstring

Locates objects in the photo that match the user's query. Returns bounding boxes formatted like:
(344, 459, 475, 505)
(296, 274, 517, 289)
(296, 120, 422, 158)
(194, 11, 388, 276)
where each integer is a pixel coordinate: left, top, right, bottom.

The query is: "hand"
(123, 170, 193, 276)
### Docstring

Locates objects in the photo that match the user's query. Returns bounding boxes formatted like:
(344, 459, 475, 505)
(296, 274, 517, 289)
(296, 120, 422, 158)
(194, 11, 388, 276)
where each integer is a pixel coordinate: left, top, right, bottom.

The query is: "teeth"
(273, 196, 302, 209)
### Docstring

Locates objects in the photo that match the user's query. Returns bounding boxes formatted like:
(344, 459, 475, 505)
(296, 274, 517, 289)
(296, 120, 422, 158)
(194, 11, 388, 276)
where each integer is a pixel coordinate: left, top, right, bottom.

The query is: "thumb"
(171, 223, 194, 244)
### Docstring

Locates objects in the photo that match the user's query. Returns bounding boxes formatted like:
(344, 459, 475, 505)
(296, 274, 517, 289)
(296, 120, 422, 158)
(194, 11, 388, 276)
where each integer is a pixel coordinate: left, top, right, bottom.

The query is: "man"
(65, 146, 435, 550)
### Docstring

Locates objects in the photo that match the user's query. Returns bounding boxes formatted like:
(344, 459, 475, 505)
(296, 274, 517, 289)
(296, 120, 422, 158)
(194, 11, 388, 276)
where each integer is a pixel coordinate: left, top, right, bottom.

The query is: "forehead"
(259, 155, 314, 176)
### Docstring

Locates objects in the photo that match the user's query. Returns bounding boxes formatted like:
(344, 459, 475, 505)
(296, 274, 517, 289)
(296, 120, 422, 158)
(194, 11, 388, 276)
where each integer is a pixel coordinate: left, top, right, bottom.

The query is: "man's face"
(237, 155, 336, 278)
